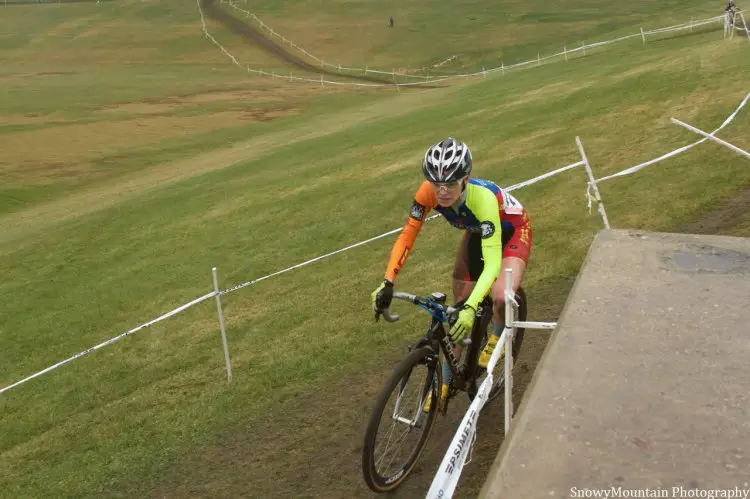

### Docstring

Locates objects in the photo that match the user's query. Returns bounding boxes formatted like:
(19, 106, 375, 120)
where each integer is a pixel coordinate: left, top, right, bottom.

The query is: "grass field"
(1, 0, 749, 497)
(242, 0, 732, 72)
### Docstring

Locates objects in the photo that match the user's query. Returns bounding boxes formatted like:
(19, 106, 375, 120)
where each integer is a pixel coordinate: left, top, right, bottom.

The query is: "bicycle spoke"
(376, 390, 420, 473)
(374, 367, 433, 477)
(375, 419, 400, 470)
(382, 424, 416, 473)
(363, 345, 441, 492)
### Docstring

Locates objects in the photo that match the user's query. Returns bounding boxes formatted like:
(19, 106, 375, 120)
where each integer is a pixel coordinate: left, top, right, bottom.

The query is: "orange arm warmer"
(385, 182, 436, 282)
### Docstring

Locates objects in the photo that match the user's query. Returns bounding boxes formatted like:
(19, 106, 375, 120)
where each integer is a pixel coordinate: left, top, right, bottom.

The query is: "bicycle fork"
(391, 353, 438, 427)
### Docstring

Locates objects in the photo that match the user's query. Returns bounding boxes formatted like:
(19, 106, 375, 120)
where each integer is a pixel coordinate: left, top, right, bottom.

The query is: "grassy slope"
(0, 0, 371, 215)
(249, 0, 728, 71)
(1, 1, 749, 498)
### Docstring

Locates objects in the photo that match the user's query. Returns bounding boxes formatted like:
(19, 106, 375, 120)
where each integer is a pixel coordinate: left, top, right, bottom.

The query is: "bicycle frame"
(382, 292, 492, 399)
(428, 309, 487, 395)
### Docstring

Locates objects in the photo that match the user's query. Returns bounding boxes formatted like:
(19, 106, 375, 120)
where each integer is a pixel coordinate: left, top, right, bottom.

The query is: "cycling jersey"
(384, 177, 528, 310)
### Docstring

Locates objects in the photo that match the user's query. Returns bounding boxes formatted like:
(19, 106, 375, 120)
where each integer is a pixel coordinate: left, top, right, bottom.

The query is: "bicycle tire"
(362, 346, 441, 493)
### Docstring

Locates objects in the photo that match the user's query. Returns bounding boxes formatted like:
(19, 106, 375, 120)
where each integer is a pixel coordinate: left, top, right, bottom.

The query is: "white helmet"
(422, 137, 473, 183)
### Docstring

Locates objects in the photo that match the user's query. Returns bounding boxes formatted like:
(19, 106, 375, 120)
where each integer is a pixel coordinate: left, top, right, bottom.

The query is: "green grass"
(1, 0, 750, 497)
(0, 0, 382, 216)
(246, 0, 730, 72)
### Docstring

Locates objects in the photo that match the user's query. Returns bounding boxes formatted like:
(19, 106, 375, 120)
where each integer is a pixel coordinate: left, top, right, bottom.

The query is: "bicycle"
(361, 287, 527, 493)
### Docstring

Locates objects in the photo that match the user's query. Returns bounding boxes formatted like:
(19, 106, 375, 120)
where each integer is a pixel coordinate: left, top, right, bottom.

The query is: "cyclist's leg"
(479, 213, 532, 367)
(491, 212, 532, 327)
(452, 231, 476, 303)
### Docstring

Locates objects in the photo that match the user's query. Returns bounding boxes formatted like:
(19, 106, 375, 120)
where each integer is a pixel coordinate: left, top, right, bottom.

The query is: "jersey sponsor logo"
(480, 221, 495, 239)
(410, 201, 426, 221)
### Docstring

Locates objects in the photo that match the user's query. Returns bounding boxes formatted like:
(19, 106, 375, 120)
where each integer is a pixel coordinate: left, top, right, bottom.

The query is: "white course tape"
(202, 2, 732, 88)
(506, 160, 585, 192)
(426, 328, 508, 499)
(1, 291, 216, 395)
(226, 0, 436, 80)
(221, 159, 588, 296)
(671, 117, 750, 159)
(594, 91, 750, 184)
(220, 226, 406, 295)
(0, 139, 588, 395)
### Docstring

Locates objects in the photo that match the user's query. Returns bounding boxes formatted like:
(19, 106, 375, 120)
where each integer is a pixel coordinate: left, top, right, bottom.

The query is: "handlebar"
(378, 292, 471, 345)
(380, 292, 417, 322)
(381, 291, 459, 322)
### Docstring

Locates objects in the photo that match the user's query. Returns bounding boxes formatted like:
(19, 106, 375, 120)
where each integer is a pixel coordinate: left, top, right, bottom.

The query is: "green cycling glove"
(448, 305, 476, 343)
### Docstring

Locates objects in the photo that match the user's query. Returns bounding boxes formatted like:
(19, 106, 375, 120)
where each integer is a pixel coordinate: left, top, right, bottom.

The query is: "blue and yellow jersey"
(385, 177, 526, 310)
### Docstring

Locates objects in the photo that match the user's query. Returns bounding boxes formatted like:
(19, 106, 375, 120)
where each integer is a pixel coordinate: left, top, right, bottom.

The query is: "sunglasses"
(429, 180, 463, 192)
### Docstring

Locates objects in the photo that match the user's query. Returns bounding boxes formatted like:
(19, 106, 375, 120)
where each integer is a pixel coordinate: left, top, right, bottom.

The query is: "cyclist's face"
(430, 179, 464, 206)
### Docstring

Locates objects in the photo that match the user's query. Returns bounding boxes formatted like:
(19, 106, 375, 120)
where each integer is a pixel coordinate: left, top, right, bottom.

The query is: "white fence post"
(725, 12, 731, 38)
(670, 117, 750, 159)
(503, 268, 514, 434)
(741, 13, 750, 43)
(426, 264, 558, 497)
(212, 267, 232, 382)
(576, 137, 611, 229)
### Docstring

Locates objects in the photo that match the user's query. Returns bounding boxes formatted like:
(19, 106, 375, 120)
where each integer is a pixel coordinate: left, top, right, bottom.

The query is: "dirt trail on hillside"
(680, 186, 750, 235)
(200, 0, 433, 88)
(123, 276, 573, 499)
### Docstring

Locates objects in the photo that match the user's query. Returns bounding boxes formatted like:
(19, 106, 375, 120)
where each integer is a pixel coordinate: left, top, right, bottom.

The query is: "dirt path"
(679, 186, 750, 235)
(201, 0, 433, 88)
(129, 187, 750, 498)
(121, 276, 572, 498)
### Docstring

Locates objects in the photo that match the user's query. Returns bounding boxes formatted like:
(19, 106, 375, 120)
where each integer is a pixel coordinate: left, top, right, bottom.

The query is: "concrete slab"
(479, 229, 750, 498)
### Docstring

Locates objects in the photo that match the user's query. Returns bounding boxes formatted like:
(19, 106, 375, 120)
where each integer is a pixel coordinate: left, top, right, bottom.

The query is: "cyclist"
(371, 137, 532, 410)
(725, 0, 739, 30)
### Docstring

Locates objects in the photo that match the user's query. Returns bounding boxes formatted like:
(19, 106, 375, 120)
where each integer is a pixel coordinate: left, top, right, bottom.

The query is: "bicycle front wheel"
(362, 346, 441, 493)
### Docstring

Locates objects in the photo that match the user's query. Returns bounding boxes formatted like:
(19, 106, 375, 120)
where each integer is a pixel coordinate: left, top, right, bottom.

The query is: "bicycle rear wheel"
(362, 346, 441, 493)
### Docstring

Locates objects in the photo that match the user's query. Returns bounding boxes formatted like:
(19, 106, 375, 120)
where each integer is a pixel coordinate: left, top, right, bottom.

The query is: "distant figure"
(389, 16, 394, 28)
(725, 0, 739, 30)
